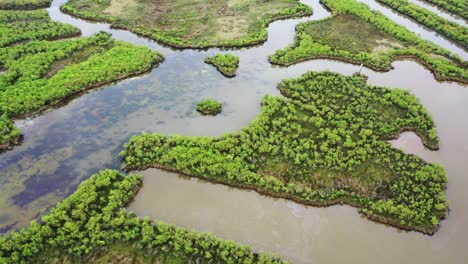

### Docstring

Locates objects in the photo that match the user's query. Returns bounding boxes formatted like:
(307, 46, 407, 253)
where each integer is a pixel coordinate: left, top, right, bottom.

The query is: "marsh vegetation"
(204, 53, 239, 77)
(196, 99, 223, 116)
(0, 8, 163, 150)
(0, 170, 285, 264)
(0, 0, 464, 262)
(269, 0, 468, 83)
(0, 0, 51, 10)
(375, 0, 467, 48)
(61, 0, 312, 48)
(420, 0, 467, 20)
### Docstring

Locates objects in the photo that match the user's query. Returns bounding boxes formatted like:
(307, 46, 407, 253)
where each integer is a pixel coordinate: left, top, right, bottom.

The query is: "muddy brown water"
(1, 0, 467, 263)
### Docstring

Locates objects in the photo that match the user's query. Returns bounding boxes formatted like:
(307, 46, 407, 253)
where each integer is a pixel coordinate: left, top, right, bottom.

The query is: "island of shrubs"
(0, 169, 286, 264)
(196, 99, 223, 115)
(205, 53, 240, 77)
(0, 8, 163, 150)
(269, 0, 468, 83)
(121, 71, 448, 235)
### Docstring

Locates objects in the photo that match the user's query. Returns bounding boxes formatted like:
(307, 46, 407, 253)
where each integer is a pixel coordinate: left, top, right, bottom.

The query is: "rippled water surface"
(1, 0, 468, 263)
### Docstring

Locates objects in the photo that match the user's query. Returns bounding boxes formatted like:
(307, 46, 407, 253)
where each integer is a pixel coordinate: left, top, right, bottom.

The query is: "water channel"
(1, 0, 467, 263)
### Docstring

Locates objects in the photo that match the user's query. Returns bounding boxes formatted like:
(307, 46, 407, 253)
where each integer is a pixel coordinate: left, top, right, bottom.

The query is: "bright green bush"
(0, 169, 286, 264)
(196, 99, 222, 115)
(0, 0, 51, 10)
(121, 71, 448, 234)
(205, 53, 240, 77)
(421, 0, 467, 20)
(0, 113, 20, 150)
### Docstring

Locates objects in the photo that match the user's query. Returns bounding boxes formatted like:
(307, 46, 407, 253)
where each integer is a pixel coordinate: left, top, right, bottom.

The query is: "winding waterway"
(1, 0, 468, 263)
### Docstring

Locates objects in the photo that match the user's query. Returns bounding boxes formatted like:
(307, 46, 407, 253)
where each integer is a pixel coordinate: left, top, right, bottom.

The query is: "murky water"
(1, 0, 468, 263)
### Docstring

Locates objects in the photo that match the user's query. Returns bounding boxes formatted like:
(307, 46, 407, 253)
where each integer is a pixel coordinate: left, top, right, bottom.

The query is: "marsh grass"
(62, 0, 312, 47)
(303, 14, 406, 54)
(269, 0, 468, 83)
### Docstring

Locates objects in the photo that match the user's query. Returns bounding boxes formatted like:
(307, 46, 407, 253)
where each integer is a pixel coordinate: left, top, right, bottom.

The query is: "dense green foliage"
(0, 32, 161, 116)
(0, 10, 80, 47)
(0, 34, 161, 148)
(61, 0, 312, 48)
(121, 72, 448, 234)
(269, 0, 468, 83)
(0, 170, 286, 264)
(0, 0, 51, 10)
(0, 113, 20, 150)
(196, 99, 223, 115)
(204, 53, 240, 77)
(0, 9, 48, 22)
(421, 0, 467, 20)
(376, 0, 467, 47)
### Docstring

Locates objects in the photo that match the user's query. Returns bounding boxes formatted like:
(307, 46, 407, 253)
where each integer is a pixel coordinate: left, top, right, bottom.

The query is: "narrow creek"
(1, 0, 468, 263)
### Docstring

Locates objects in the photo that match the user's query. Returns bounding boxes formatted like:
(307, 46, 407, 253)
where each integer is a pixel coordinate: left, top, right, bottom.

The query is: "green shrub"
(204, 53, 240, 77)
(0, 11, 163, 150)
(196, 99, 222, 115)
(268, 0, 467, 83)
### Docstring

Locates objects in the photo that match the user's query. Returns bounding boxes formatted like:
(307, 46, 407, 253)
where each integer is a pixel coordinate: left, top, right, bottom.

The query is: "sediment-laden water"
(1, 0, 467, 263)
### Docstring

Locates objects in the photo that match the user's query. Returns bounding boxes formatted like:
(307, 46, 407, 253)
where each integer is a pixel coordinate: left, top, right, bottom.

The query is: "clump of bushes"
(204, 53, 239, 77)
(0, 10, 163, 150)
(196, 99, 222, 115)
(0, 113, 21, 150)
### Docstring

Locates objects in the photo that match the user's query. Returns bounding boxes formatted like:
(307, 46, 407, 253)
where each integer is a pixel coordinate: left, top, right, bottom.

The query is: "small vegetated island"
(196, 99, 223, 115)
(269, 0, 468, 83)
(0, 170, 286, 264)
(60, 0, 312, 48)
(122, 72, 448, 235)
(205, 53, 240, 77)
(0, 6, 163, 150)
